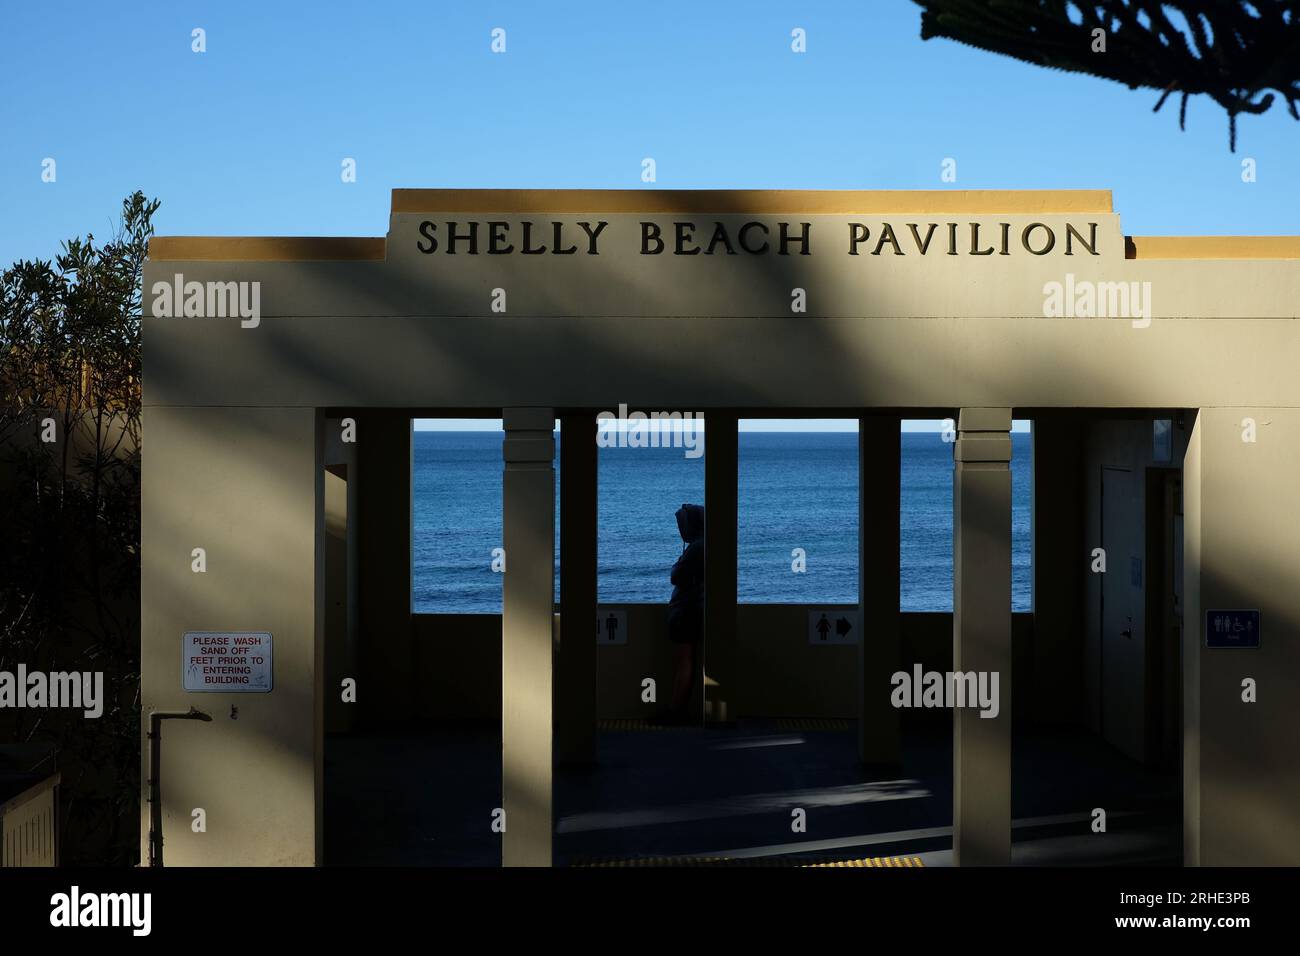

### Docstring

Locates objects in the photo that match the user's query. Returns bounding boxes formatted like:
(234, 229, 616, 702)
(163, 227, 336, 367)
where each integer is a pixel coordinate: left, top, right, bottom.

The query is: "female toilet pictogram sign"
(807, 611, 860, 645)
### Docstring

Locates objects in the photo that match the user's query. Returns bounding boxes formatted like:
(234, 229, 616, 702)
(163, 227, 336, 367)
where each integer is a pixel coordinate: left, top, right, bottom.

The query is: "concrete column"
(356, 412, 413, 725)
(1029, 417, 1085, 726)
(501, 408, 556, 867)
(704, 411, 738, 725)
(1184, 408, 1300, 865)
(952, 407, 1012, 866)
(139, 406, 321, 866)
(324, 418, 359, 735)
(858, 416, 901, 765)
(557, 412, 597, 766)
(1183, 415, 1202, 867)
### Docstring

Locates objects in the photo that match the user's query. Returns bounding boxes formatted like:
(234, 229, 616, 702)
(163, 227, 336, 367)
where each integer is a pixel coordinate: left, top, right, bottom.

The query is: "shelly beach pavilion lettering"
(413, 219, 1102, 257)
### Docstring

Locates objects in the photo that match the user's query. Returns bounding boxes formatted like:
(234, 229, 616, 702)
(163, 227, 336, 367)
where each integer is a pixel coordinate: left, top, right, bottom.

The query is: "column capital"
(957, 407, 1013, 433)
(503, 407, 555, 464)
(954, 433, 1012, 463)
(956, 407, 1012, 463)
(503, 407, 555, 432)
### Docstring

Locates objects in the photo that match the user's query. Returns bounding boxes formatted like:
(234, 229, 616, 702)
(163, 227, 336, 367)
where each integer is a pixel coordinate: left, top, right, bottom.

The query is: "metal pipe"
(147, 707, 211, 867)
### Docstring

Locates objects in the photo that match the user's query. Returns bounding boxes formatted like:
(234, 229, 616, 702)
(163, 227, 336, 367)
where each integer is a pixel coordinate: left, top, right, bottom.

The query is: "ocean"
(412, 430, 1032, 613)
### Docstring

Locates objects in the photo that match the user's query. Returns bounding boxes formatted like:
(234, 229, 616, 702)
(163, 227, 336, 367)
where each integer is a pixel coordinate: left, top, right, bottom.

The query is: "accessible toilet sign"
(1205, 610, 1260, 649)
(183, 632, 274, 691)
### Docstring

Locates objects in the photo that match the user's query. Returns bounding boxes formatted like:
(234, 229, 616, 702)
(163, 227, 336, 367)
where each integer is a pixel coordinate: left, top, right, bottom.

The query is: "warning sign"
(183, 632, 273, 692)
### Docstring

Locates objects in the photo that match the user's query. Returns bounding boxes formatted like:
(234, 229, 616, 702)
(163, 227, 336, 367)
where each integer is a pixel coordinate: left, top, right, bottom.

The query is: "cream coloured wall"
(140, 189, 1300, 866)
(1184, 408, 1300, 866)
(139, 405, 320, 866)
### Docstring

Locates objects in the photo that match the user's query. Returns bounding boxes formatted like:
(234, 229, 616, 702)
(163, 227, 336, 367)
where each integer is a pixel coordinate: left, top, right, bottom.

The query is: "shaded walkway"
(323, 722, 1178, 866)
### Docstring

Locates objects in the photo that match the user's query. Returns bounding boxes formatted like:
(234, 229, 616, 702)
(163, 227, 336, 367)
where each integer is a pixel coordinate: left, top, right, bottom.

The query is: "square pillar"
(323, 418, 359, 736)
(858, 416, 902, 765)
(557, 412, 597, 766)
(704, 411, 738, 724)
(952, 407, 1012, 866)
(1030, 417, 1085, 725)
(1184, 408, 1300, 865)
(501, 407, 556, 867)
(139, 406, 321, 866)
(355, 412, 413, 725)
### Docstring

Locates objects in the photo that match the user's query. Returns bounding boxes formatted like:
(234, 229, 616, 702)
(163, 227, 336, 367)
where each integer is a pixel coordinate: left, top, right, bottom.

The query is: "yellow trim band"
(1126, 235, 1300, 259)
(148, 236, 386, 262)
(391, 188, 1114, 215)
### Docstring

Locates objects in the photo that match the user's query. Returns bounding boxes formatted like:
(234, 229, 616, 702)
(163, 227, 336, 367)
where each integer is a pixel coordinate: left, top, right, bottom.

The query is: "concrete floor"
(323, 721, 1180, 866)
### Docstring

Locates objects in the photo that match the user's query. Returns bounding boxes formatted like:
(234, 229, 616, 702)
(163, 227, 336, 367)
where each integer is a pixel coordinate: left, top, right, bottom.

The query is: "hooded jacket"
(668, 504, 705, 619)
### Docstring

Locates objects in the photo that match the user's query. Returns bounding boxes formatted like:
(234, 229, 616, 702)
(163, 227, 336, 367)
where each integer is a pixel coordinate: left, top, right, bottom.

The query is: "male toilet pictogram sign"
(596, 608, 628, 645)
(807, 610, 860, 645)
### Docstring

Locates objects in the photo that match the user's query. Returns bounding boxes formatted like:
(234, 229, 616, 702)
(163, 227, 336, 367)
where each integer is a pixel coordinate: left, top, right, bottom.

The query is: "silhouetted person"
(663, 503, 705, 724)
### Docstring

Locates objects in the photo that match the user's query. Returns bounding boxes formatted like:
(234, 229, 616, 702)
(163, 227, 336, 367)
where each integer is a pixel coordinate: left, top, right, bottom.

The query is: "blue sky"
(2, 1, 1291, 433)
(4, 0, 1297, 268)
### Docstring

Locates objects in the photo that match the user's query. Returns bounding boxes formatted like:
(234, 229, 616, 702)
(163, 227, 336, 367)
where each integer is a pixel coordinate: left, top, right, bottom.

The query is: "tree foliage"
(914, 1, 1300, 150)
(0, 192, 158, 865)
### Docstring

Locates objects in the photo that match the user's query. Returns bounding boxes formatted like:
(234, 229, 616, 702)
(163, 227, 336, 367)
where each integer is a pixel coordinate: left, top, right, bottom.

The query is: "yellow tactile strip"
(575, 855, 923, 868)
(802, 856, 923, 868)
(597, 719, 668, 731)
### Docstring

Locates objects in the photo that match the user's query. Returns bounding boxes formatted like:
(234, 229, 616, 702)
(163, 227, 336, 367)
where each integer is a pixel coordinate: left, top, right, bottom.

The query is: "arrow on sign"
(835, 617, 853, 637)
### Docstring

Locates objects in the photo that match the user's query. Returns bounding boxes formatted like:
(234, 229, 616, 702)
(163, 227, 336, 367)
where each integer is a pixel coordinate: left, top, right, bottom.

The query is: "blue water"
(412, 431, 1032, 613)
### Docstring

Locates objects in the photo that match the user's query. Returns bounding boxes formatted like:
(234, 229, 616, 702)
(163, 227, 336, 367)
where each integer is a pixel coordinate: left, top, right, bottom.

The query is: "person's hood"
(675, 503, 704, 544)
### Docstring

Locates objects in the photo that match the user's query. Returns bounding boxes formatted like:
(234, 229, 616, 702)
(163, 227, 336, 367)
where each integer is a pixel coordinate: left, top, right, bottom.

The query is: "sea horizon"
(413, 429, 1032, 613)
